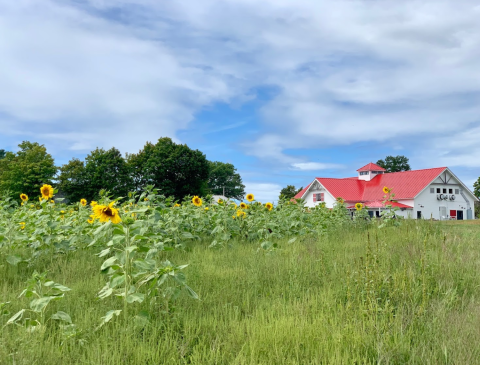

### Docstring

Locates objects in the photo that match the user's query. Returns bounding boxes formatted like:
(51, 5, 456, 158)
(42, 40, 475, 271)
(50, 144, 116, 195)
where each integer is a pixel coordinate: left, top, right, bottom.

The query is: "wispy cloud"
(291, 162, 344, 171)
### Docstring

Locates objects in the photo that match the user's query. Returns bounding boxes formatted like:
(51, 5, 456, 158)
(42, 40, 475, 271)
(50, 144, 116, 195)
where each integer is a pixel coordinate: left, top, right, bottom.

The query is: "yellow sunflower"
(90, 201, 98, 207)
(246, 193, 254, 202)
(217, 198, 224, 204)
(192, 196, 202, 207)
(240, 202, 247, 209)
(80, 198, 87, 206)
(174, 203, 181, 207)
(237, 210, 246, 218)
(50, 200, 55, 204)
(355, 202, 363, 211)
(265, 202, 273, 211)
(19, 222, 25, 230)
(20, 193, 28, 202)
(204, 207, 209, 211)
(87, 215, 95, 224)
(40, 184, 54, 199)
(93, 202, 122, 224)
(382, 186, 390, 194)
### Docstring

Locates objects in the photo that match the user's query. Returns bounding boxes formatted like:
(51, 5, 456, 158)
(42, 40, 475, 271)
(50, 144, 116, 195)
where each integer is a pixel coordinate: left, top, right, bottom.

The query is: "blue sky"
(1, 0, 480, 202)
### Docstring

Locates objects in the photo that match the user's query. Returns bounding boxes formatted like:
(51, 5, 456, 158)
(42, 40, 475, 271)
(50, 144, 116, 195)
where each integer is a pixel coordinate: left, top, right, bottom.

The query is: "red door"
(450, 210, 456, 219)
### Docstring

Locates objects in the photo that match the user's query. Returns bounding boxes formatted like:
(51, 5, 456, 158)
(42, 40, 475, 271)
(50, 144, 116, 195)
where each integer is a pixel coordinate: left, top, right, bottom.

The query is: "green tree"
(376, 155, 411, 173)
(57, 147, 132, 202)
(127, 137, 210, 200)
(0, 141, 57, 199)
(56, 158, 87, 202)
(279, 185, 303, 200)
(474, 177, 480, 199)
(0, 149, 6, 159)
(207, 161, 245, 200)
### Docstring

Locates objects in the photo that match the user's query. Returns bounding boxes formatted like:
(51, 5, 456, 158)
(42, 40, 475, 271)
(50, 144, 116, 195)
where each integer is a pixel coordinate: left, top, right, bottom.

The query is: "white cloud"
(291, 162, 343, 171)
(2, 0, 480, 172)
(243, 182, 282, 203)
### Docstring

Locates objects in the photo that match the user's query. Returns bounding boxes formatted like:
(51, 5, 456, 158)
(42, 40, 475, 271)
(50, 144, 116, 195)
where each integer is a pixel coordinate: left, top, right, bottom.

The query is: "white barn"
(294, 163, 478, 220)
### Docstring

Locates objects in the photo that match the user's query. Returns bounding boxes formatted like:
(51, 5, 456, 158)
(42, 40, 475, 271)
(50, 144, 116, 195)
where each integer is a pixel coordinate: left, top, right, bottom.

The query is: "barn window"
(449, 188, 453, 194)
(430, 188, 434, 193)
(455, 189, 459, 194)
(443, 188, 447, 193)
(437, 188, 441, 193)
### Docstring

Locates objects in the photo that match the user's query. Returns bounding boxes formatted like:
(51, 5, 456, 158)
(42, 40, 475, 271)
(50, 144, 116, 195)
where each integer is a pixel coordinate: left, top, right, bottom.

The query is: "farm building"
(294, 163, 478, 220)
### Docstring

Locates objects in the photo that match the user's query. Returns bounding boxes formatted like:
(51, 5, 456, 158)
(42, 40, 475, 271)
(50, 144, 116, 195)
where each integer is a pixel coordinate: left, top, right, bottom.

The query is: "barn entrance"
(457, 210, 464, 220)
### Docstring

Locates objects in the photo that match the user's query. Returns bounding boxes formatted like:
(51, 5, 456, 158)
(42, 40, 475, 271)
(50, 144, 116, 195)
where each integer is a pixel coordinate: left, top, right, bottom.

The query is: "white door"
(439, 206, 447, 220)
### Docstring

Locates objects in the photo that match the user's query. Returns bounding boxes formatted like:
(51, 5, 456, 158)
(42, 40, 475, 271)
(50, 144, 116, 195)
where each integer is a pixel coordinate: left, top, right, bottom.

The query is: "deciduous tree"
(0, 141, 57, 199)
(376, 155, 411, 173)
(279, 185, 303, 200)
(207, 161, 245, 200)
(127, 137, 210, 200)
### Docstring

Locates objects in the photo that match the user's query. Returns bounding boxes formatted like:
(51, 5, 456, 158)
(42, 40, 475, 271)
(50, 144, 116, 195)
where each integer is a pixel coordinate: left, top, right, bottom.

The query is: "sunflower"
(80, 198, 87, 206)
(204, 207, 209, 211)
(337, 197, 344, 204)
(246, 193, 254, 202)
(231, 203, 238, 209)
(240, 202, 247, 209)
(40, 184, 54, 199)
(174, 203, 181, 208)
(93, 202, 122, 224)
(90, 201, 98, 207)
(237, 210, 246, 218)
(87, 215, 95, 224)
(50, 200, 55, 204)
(217, 198, 223, 204)
(192, 196, 202, 207)
(19, 222, 25, 230)
(355, 202, 363, 211)
(265, 202, 273, 211)
(20, 193, 28, 202)
(382, 186, 390, 194)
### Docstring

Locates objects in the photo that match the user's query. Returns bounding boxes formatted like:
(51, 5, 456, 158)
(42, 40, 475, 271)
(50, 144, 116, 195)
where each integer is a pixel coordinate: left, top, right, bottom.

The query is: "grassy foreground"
(1, 220, 480, 364)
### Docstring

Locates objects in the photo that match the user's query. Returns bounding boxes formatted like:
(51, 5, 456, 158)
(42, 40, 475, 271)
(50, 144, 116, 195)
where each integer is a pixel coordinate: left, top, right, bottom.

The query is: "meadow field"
(1, 189, 480, 364)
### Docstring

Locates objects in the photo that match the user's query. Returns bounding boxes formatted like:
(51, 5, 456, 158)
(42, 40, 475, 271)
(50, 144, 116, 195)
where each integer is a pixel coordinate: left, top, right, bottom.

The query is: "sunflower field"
(2, 185, 480, 364)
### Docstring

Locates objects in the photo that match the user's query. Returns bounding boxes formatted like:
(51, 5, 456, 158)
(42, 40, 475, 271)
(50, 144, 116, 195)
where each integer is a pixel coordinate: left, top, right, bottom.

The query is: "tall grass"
(2, 220, 480, 364)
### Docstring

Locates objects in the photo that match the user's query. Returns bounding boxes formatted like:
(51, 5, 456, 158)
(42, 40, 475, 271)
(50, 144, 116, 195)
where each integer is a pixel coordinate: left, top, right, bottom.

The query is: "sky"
(1, 0, 480, 202)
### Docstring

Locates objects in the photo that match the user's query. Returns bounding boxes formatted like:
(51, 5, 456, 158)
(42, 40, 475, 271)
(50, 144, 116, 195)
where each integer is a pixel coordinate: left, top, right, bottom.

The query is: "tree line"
(0, 138, 245, 202)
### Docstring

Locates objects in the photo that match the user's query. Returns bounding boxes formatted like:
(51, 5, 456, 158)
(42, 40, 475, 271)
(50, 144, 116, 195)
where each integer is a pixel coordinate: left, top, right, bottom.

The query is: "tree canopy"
(376, 155, 411, 173)
(207, 161, 245, 200)
(473, 177, 480, 199)
(0, 149, 6, 160)
(57, 148, 132, 202)
(127, 137, 210, 200)
(0, 141, 57, 199)
(279, 185, 303, 201)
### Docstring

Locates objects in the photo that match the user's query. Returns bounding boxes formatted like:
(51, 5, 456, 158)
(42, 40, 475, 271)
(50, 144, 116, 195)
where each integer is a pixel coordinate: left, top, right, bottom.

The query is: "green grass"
(2, 220, 480, 364)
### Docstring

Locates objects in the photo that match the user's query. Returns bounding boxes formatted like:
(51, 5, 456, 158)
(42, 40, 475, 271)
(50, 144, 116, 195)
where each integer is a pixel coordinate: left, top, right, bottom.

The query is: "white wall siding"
(414, 177, 475, 220)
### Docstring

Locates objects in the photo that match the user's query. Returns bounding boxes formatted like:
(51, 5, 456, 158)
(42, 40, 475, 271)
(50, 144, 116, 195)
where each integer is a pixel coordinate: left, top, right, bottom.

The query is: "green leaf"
(181, 232, 194, 239)
(100, 257, 117, 271)
(184, 285, 199, 300)
(6, 309, 25, 325)
(6, 255, 23, 266)
(98, 309, 122, 329)
(98, 248, 111, 258)
(30, 296, 58, 312)
(126, 293, 145, 303)
(51, 311, 72, 324)
(44, 282, 71, 292)
(288, 237, 297, 244)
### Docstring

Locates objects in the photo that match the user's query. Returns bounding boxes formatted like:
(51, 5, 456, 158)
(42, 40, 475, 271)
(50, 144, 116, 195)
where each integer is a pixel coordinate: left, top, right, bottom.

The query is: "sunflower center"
(103, 207, 114, 217)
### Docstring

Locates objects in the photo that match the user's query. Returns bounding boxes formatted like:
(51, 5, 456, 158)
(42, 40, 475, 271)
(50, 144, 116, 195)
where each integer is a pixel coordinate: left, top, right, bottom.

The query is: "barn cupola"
(357, 162, 386, 181)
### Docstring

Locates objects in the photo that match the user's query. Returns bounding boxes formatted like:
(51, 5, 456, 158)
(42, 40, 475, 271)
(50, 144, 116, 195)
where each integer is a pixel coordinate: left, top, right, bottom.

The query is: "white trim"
(413, 167, 479, 202)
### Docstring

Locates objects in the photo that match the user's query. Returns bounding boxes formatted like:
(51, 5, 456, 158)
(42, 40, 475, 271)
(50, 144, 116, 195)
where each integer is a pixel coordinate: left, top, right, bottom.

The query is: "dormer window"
(360, 171, 369, 176)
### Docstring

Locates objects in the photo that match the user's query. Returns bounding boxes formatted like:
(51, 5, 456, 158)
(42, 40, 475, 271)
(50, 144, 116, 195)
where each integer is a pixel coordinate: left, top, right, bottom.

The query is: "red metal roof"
(294, 167, 447, 201)
(357, 162, 386, 172)
(346, 201, 413, 209)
